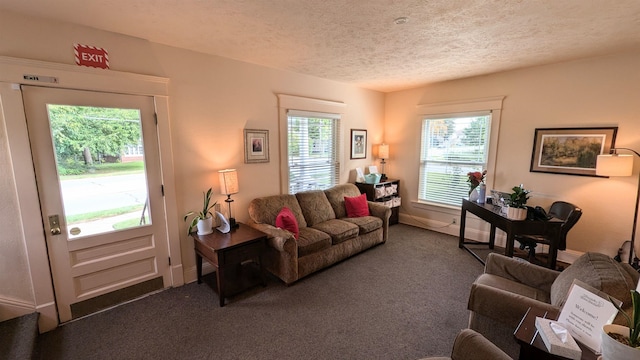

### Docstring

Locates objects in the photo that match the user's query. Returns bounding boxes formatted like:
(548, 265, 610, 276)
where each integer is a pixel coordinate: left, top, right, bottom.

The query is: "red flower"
(467, 170, 487, 188)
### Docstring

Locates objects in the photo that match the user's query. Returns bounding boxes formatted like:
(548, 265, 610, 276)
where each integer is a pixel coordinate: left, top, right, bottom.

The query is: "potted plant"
(602, 290, 640, 359)
(183, 188, 217, 235)
(504, 184, 530, 220)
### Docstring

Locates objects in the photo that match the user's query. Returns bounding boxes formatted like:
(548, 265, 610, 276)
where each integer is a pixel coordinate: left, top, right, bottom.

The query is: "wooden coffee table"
(191, 223, 267, 307)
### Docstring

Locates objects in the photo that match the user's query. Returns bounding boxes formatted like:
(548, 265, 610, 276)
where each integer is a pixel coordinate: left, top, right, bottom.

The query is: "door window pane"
(47, 104, 151, 239)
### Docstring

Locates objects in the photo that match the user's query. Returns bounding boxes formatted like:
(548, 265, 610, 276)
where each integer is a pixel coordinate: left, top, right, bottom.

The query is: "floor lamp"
(596, 148, 640, 266)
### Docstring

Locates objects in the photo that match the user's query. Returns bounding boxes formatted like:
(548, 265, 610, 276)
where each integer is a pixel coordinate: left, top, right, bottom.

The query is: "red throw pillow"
(344, 194, 370, 218)
(275, 207, 299, 239)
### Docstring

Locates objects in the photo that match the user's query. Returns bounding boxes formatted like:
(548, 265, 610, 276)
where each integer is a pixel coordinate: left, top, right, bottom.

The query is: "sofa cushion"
(324, 183, 362, 219)
(275, 207, 299, 239)
(248, 194, 307, 228)
(344, 194, 370, 217)
(297, 227, 332, 257)
(342, 216, 382, 235)
(296, 190, 336, 226)
(550, 252, 639, 310)
(311, 219, 359, 245)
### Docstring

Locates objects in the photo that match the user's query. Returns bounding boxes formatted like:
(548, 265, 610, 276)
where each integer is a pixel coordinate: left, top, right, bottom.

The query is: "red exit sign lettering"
(74, 44, 109, 69)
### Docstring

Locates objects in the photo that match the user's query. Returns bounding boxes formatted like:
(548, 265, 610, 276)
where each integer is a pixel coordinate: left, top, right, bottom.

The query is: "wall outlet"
(452, 218, 457, 224)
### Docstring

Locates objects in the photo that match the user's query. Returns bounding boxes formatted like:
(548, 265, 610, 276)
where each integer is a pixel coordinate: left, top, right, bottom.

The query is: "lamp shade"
(219, 169, 239, 195)
(596, 154, 634, 177)
(378, 144, 389, 159)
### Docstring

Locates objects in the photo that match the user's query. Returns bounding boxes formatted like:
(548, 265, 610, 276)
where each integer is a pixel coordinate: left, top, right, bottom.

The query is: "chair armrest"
(468, 282, 558, 328)
(450, 329, 511, 360)
(484, 253, 560, 293)
(245, 221, 296, 253)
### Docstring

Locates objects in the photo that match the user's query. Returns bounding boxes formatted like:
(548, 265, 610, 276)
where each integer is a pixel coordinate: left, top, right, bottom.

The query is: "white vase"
(601, 324, 640, 360)
(196, 217, 213, 235)
(506, 206, 527, 220)
(468, 188, 479, 202)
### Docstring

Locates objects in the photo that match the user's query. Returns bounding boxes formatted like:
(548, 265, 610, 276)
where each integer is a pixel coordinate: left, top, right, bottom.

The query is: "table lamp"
(596, 148, 640, 266)
(378, 144, 389, 181)
(219, 169, 240, 229)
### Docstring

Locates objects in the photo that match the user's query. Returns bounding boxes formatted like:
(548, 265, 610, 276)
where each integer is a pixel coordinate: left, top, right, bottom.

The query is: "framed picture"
(530, 127, 618, 176)
(244, 129, 269, 163)
(350, 129, 367, 159)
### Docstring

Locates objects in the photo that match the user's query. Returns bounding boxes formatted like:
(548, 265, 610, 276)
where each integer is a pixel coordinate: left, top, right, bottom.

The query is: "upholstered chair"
(467, 252, 638, 358)
(419, 328, 511, 360)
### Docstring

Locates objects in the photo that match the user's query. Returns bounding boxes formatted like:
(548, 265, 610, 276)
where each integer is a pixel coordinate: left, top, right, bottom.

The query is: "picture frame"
(530, 127, 618, 177)
(244, 129, 269, 163)
(350, 129, 367, 159)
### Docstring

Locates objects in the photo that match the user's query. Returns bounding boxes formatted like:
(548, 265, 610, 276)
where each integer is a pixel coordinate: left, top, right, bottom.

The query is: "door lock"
(49, 215, 61, 235)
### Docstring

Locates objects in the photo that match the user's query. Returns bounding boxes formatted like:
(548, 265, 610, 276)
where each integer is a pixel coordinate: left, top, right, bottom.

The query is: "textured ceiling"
(1, 0, 639, 92)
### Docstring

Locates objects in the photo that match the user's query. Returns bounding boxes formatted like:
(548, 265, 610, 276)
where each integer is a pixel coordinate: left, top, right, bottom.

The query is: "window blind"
(418, 113, 491, 206)
(287, 111, 340, 194)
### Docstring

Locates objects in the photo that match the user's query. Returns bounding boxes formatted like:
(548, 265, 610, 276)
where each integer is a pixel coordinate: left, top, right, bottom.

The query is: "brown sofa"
(467, 252, 639, 358)
(246, 183, 391, 285)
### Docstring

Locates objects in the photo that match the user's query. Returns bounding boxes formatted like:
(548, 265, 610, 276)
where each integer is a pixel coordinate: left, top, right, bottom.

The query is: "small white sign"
(557, 280, 620, 353)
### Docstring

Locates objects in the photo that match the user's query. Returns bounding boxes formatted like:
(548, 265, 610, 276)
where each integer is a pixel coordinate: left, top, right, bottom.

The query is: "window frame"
(277, 94, 346, 194)
(415, 96, 504, 208)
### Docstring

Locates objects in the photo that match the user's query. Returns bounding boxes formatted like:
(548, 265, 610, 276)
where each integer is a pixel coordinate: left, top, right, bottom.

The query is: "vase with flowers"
(467, 170, 487, 203)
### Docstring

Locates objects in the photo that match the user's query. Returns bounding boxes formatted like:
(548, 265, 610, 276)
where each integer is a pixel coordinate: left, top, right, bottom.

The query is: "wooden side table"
(191, 223, 267, 307)
(514, 307, 598, 360)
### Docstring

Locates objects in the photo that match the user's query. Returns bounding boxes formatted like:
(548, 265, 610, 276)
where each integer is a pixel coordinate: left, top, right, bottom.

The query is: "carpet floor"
(35, 224, 488, 360)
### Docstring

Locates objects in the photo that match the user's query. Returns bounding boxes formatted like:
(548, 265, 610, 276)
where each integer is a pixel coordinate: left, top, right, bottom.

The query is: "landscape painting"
(530, 127, 617, 176)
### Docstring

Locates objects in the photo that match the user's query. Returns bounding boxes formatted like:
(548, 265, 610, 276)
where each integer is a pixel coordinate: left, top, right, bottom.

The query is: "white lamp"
(219, 169, 239, 229)
(596, 148, 640, 266)
(378, 144, 389, 181)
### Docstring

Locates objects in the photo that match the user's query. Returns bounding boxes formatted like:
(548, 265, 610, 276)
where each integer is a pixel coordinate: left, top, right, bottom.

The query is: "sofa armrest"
(484, 253, 560, 293)
(468, 282, 558, 328)
(367, 201, 391, 241)
(245, 221, 296, 253)
(368, 201, 391, 221)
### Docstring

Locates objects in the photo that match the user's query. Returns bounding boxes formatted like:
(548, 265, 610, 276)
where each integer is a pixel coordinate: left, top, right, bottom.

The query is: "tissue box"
(535, 317, 582, 360)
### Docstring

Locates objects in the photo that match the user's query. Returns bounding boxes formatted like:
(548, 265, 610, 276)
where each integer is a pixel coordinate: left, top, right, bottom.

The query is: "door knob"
(49, 215, 61, 235)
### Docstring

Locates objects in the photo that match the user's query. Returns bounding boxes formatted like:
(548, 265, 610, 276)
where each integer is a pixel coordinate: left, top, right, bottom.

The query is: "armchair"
(467, 252, 638, 358)
(419, 329, 511, 360)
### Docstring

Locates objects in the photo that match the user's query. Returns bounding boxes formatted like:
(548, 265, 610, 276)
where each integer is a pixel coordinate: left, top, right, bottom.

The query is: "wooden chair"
(515, 201, 582, 269)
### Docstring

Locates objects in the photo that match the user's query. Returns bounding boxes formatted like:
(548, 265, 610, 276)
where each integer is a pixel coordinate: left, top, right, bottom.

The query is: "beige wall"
(2, 9, 639, 323)
(0, 10, 384, 316)
(385, 50, 640, 258)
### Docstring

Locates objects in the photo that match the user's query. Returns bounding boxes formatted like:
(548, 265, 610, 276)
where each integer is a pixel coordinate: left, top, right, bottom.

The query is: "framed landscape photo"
(244, 129, 269, 163)
(530, 127, 618, 176)
(350, 129, 367, 159)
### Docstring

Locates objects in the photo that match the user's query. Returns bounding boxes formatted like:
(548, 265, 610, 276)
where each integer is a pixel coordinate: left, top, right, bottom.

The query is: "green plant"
(610, 290, 640, 347)
(506, 184, 530, 209)
(183, 188, 217, 234)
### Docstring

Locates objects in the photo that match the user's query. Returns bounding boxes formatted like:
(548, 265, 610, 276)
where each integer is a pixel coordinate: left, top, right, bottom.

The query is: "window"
(287, 110, 340, 194)
(418, 113, 492, 206)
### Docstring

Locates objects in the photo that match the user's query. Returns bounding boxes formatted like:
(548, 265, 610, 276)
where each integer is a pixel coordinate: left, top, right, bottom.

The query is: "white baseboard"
(183, 263, 216, 284)
(0, 295, 35, 322)
(35, 301, 57, 333)
(398, 213, 581, 265)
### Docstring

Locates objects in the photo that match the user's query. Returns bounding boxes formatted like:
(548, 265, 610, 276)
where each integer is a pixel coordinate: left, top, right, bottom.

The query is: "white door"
(22, 86, 171, 322)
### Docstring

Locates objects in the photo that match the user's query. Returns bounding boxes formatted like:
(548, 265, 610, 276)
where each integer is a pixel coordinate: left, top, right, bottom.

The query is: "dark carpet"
(35, 224, 487, 360)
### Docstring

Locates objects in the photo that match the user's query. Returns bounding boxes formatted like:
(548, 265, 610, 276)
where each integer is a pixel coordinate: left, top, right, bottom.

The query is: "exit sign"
(74, 44, 109, 69)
